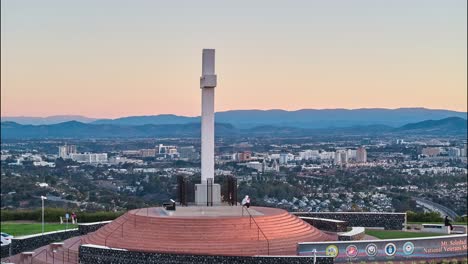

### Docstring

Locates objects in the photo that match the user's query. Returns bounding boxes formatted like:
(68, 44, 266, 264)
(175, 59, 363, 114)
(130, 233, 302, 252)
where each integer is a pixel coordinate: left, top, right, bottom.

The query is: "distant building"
(167, 148, 178, 155)
(139, 149, 156, 157)
(448, 147, 460, 157)
(319, 151, 334, 160)
(237, 151, 252, 162)
(462, 143, 468, 157)
(334, 150, 348, 165)
(179, 146, 199, 161)
(396, 139, 405, 145)
(122, 150, 140, 156)
(299, 150, 320, 160)
(263, 159, 280, 173)
(279, 153, 289, 165)
(218, 154, 235, 161)
(69, 153, 107, 164)
(108, 156, 144, 165)
(347, 149, 357, 160)
(157, 144, 177, 154)
(356, 147, 367, 163)
(298, 151, 308, 160)
(243, 161, 263, 172)
(421, 147, 441, 157)
(58, 145, 77, 158)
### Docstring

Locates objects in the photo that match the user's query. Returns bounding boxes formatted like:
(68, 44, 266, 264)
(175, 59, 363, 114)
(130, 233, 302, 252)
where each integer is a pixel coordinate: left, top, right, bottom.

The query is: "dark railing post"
(267, 240, 270, 255)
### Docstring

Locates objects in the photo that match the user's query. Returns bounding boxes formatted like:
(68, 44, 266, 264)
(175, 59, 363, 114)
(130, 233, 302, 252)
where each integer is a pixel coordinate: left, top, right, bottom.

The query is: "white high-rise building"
(69, 153, 107, 164)
(319, 151, 334, 160)
(347, 149, 357, 159)
(58, 145, 77, 159)
(334, 150, 348, 165)
(279, 153, 289, 164)
(299, 150, 320, 160)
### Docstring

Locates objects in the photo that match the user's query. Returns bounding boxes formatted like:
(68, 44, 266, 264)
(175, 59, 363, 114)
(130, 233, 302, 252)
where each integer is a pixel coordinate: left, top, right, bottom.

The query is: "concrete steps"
(81, 206, 334, 256)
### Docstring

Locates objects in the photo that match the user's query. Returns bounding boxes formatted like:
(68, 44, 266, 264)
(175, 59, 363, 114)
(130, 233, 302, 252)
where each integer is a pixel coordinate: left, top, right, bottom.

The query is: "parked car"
(1, 232, 13, 246)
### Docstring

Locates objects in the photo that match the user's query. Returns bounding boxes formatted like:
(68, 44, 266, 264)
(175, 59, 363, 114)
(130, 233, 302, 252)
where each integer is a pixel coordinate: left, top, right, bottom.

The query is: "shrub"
(406, 211, 443, 222)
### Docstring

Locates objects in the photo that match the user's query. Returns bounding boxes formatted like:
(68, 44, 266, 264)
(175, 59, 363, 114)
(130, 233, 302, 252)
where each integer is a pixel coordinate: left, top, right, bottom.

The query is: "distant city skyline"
(1, 0, 467, 118)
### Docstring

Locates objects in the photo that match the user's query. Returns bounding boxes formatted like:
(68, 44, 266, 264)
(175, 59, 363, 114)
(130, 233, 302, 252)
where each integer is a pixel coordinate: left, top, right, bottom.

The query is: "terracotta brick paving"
(8, 206, 336, 263)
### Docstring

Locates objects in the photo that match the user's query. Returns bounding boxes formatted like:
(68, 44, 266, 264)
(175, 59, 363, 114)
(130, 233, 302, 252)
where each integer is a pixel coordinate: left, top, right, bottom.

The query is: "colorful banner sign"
(298, 234, 467, 263)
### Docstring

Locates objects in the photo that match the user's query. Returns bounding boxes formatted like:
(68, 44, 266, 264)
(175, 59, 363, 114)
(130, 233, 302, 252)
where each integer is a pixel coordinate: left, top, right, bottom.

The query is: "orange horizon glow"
(1, 1, 467, 118)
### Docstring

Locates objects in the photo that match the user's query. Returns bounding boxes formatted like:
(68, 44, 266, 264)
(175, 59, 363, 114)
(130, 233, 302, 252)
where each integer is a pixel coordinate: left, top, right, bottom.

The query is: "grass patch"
(1, 222, 78, 237)
(365, 229, 446, 239)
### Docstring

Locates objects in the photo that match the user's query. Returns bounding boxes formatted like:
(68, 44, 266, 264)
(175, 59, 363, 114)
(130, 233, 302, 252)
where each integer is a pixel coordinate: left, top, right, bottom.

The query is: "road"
(413, 197, 459, 219)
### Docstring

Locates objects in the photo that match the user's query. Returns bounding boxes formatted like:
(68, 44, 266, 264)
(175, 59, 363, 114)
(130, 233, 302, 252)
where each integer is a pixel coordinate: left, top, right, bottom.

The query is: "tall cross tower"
(196, 49, 221, 205)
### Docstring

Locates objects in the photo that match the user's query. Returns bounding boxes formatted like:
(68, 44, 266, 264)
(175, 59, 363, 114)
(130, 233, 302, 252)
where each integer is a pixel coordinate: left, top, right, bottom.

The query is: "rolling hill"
(1, 117, 466, 139)
(4, 108, 465, 128)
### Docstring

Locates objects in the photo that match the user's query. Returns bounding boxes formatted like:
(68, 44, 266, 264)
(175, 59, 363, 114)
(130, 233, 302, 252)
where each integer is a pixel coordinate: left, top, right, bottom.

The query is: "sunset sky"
(1, 0, 466, 118)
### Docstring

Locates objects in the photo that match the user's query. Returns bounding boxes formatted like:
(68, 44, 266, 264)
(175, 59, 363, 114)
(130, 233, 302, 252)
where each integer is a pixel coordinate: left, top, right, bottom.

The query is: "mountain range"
(1, 117, 466, 139)
(1, 115, 97, 125)
(3, 108, 467, 128)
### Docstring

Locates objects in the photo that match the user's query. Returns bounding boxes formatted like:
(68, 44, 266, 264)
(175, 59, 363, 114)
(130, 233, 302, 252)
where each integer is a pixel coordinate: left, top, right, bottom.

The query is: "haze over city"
(1, 0, 467, 118)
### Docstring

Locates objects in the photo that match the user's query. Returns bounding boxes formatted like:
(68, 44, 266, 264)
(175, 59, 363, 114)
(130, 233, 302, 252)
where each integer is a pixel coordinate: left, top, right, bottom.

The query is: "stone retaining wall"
(1, 221, 112, 259)
(78, 221, 111, 235)
(293, 212, 405, 230)
(0, 245, 10, 259)
(79, 245, 334, 264)
(299, 217, 348, 232)
(9, 229, 80, 256)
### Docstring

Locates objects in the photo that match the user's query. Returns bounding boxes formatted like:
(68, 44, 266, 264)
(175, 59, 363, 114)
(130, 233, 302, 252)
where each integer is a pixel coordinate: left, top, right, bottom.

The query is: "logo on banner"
(346, 245, 358, 258)
(385, 243, 397, 256)
(325, 245, 339, 258)
(403, 242, 415, 255)
(365, 243, 378, 256)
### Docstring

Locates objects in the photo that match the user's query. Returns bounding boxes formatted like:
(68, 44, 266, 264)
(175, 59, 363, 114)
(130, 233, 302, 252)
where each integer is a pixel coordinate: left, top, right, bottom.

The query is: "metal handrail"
(104, 215, 130, 246)
(133, 208, 143, 227)
(242, 206, 270, 255)
(67, 237, 82, 262)
(31, 248, 48, 264)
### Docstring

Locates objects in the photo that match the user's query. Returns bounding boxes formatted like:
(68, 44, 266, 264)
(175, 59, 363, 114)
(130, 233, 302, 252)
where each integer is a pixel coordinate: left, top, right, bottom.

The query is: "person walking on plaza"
(72, 212, 77, 224)
(241, 195, 251, 209)
(444, 215, 453, 231)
